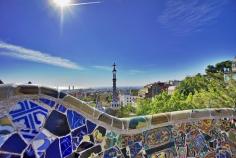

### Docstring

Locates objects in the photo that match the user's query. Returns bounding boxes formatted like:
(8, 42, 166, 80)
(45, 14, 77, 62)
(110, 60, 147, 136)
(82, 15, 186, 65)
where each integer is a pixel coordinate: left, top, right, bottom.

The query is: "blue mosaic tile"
(71, 125, 87, 150)
(67, 110, 85, 130)
(129, 142, 142, 158)
(216, 151, 231, 158)
(104, 131, 118, 149)
(55, 104, 67, 113)
(0, 135, 9, 147)
(0, 116, 14, 147)
(0, 153, 21, 158)
(39, 98, 55, 108)
(20, 129, 39, 143)
(104, 147, 121, 158)
(40, 153, 45, 158)
(45, 139, 62, 158)
(44, 110, 70, 136)
(86, 120, 96, 134)
(60, 135, 73, 157)
(0, 125, 14, 135)
(64, 152, 79, 158)
(0, 133, 27, 154)
(9, 100, 48, 130)
(32, 130, 55, 157)
(23, 145, 36, 158)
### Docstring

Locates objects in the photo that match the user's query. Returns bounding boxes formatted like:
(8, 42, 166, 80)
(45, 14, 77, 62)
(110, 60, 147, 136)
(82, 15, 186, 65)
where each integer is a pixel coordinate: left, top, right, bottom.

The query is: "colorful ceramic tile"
(39, 98, 55, 108)
(76, 142, 94, 152)
(129, 142, 142, 158)
(23, 145, 36, 158)
(55, 104, 67, 113)
(0, 134, 10, 147)
(0, 116, 14, 146)
(44, 110, 70, 136)
(45, 139, 62, 158)
(121, 147, 130, 158)
(193, 134, 207, 152)
(71, 125, 87, 150)
(64, 152, 80, 158)
(9, 100, 48, 130)
(1, 87, 236, 158)
(145, 141, 176, 156)
(60, 135, 73, 157)
(104, 131, 119, 149)
(129, 117, 146, 129)
(144, 126, 172, 147)
(20, 129, 39, 143)
(0, 153, 21, 158)
(0, 133, 27, 154)
(93, 126, 106, 143)
(0, 116, 14, 136)
(86, 120, 96, 134)
(67, 110, 85, 130)
(79, 145, 102, 157)
(32, 129, 55, 157)
(104, 147, 122, 158)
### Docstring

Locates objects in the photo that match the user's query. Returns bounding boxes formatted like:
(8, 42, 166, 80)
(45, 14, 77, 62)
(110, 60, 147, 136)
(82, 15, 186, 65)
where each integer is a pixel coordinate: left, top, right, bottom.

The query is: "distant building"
(111, 63, 120, 108)
(138, 82, 169, 98)
(168, 86, 176, 95)
(168, 80, 181, 86)
(224, 57, 236, 81)
(167, 80, 181, 95)
(119, 91, 136, 106)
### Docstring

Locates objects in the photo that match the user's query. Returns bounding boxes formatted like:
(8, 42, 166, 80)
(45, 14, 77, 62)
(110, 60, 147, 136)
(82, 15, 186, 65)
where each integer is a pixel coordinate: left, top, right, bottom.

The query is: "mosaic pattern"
(0, 85, 236, 158)
(9, 100, 48, 130)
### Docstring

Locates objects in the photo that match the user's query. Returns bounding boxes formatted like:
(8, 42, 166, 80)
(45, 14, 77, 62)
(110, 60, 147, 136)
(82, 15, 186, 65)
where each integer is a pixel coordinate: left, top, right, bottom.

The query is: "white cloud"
(158, 0, 227, 35)
(92, 65, 111, 71)
(0, 41, 81, 70)
(128, 69, 144, 75)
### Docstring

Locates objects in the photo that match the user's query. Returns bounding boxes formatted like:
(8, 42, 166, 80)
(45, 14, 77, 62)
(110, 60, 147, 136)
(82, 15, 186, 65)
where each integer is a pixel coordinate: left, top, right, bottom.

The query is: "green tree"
(177, 74, 209, 96)
(134, 60, 235, 116)
(205, 65, 217, 74)
(205, 60, 232, 74)
(215, 60, 232, 72)
(117, 104, 136, 117)
(136, 98, 152, 115)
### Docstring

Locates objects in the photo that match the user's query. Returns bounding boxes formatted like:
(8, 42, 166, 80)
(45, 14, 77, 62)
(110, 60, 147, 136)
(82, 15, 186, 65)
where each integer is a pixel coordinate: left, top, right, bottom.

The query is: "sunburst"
(52, 0, 72, 8)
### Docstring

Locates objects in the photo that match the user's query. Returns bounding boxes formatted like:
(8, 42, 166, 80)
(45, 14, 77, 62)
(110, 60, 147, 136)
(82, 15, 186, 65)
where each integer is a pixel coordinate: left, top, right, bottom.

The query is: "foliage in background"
(205, 60, 232, 74)
(117, 104, 136, 118)
(136, 60, 236, 116)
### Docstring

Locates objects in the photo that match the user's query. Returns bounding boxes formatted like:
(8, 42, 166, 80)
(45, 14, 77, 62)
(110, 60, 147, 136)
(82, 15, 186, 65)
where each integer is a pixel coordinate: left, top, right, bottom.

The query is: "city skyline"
(0, 0, 236, 88)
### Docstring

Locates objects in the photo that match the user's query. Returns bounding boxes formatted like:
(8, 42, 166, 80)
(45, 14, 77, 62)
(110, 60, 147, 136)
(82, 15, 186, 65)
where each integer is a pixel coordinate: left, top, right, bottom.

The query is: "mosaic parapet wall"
(0, 84, 236, 158)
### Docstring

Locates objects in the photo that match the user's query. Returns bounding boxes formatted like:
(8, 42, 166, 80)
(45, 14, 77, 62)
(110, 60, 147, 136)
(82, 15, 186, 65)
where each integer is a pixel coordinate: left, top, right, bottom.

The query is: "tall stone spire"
(111, 62, 120, 108)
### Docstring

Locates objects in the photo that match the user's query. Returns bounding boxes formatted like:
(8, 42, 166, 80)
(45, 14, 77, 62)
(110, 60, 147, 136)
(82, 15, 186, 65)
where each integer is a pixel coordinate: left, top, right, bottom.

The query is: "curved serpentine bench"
(0, 84, 235, 158)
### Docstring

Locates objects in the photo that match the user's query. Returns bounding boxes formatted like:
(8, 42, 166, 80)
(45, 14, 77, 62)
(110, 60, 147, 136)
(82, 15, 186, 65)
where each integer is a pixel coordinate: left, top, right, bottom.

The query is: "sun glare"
(53, 0, 72, 8)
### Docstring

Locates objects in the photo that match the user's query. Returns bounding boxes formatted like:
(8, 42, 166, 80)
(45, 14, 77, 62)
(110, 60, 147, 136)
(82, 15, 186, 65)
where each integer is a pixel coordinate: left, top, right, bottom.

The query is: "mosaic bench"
(0, 84, 235, 158)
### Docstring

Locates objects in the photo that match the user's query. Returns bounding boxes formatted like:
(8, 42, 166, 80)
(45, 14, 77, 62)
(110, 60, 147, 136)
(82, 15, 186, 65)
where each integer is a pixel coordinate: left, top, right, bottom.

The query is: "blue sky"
(0, 0, 236, 88)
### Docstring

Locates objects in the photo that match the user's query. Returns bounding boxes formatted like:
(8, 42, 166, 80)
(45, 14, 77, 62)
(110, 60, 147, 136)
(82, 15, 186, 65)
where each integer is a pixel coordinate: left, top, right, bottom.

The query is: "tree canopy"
(205, 60, 232, 74)
(135, 60, 236, 116)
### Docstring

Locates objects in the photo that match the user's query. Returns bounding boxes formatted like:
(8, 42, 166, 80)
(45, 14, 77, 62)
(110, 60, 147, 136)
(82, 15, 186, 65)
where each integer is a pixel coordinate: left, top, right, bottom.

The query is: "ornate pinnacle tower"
(111, 62, 120, 108)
